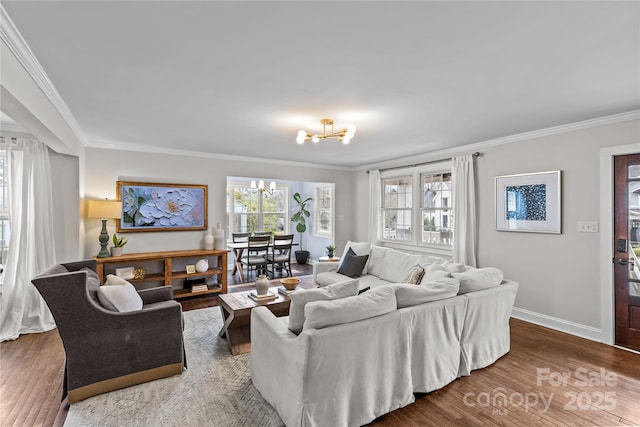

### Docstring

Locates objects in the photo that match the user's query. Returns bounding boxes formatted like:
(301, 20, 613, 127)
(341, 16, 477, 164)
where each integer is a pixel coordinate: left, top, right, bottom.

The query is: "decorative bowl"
(281, 277, 300, 291)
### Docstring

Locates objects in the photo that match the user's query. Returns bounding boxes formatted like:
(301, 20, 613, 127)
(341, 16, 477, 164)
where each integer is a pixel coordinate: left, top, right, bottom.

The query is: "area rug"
(64, 307, 283, 427)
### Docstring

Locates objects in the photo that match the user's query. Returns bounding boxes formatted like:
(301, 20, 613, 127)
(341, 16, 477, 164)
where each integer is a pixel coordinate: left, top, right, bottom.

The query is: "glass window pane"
(383, 209, 412, 241)
(384, 177, 412, 209)
(629, 165, 640, 179)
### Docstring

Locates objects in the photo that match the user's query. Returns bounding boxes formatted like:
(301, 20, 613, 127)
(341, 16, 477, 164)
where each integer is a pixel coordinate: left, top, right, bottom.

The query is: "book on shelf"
(248, 290, 276, 302)
(191, 284, 209, 292)
(277, 286, 297, 296)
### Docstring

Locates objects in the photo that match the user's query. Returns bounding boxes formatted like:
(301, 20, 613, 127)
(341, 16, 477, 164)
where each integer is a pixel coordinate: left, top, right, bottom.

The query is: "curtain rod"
(367, 152, 480, 174)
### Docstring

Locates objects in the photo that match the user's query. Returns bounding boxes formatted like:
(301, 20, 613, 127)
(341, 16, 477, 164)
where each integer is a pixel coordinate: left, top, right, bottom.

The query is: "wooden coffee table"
(218, 289, 292, 355)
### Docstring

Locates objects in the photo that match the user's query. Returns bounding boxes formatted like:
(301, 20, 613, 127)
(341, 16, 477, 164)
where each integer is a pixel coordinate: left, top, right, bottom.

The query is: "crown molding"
(85, 139, 354, 171)
(359, 110, 640, 171)
(0, 119, 28, 134)
(0, 4, 87, 146)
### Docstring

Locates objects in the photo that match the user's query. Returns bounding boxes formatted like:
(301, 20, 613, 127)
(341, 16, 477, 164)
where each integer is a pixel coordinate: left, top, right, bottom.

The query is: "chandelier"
(251, 179, 276, 195)
(296, 119, 356, 145)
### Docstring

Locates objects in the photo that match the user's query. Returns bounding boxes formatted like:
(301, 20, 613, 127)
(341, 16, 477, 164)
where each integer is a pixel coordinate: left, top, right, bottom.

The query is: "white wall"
(352, 119, 640, 336)
(49, 149, 80, 263)
(83, 148, 354, 259)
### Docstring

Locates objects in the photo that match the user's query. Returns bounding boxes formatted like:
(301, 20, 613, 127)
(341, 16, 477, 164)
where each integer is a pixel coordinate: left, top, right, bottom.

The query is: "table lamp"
(87, 199, 123, 258)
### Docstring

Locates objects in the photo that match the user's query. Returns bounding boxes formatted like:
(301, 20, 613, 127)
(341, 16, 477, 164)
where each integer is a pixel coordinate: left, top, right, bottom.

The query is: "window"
(382, 176, 413, 241)
(379, 161, 453, 251)
(421, 173, 453, 247)
(227, 182, 289, 234)
(314, 186, 332, 237)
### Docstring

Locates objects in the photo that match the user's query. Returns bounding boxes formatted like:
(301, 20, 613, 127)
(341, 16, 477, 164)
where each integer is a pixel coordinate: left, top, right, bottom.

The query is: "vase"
(255, 274, 269, 296)
(110, 247, 123, 257)
(214, 222, 225, 250)
(195, 258, 209, 273)
(204, 229, 214, 250)
(327, 251, 334, 258)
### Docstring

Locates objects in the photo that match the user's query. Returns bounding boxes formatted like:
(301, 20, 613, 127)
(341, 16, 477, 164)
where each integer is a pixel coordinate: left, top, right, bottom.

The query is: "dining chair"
(232, 232, 251, 243)
(241, 235, 271, 279)
(253, 231, 272, 237)
(267, 234, 294, 278)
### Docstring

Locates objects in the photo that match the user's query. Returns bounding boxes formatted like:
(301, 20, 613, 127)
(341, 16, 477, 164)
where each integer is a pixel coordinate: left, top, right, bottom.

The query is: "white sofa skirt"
(250, 307, 415, 427)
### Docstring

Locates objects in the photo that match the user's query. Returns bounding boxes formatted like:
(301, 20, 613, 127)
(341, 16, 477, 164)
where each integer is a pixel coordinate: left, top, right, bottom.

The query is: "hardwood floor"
(2, 269, 639, 426)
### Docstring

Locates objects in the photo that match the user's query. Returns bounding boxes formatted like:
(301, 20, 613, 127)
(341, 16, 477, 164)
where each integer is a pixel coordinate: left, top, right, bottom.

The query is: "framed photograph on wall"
(116, 181, 208, 232)
(495, 171, 561, 233)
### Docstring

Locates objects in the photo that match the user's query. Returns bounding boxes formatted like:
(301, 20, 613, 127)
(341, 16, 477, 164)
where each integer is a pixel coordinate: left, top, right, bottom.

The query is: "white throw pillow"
(392, 277, 460, 309)
(97, 282, 143, 312)
(420, 267, 451, 284)
(105, 274, 130, 286)
(452, 267, 504, 294)
(288, 279, 359, 334)
(379, 249, 421, 283)
(302, 286, 397, 331)
(442, 262, 467, 273)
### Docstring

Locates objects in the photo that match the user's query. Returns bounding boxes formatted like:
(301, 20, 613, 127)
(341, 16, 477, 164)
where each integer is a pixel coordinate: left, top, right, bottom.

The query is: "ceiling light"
(296, 118, 356, 145)
(250, 179, 276, 195)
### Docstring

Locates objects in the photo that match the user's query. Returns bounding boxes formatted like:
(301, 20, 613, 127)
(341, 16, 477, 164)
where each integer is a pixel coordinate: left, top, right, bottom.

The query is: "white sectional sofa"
(251, 242, 519, 427)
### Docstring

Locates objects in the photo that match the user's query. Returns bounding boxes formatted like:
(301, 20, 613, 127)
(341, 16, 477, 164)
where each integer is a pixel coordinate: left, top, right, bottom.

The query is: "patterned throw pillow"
(406, 265, 425, 285)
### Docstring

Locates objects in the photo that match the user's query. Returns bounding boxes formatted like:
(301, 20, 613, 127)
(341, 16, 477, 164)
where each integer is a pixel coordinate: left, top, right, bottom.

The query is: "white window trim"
(227, 180, 290, 234)
(314, 185, 333, 239)
(380, 161, 453, 255)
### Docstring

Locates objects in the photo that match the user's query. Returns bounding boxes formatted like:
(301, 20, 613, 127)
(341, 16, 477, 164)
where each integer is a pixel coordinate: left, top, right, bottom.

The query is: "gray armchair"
(31, 260, 185, 403)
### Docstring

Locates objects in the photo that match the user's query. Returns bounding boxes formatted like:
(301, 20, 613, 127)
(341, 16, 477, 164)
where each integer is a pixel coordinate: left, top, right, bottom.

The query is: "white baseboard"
(511, 307, 602, 343)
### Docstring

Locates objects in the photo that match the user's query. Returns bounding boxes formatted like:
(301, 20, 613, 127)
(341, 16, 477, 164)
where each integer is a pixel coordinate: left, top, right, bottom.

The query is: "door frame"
(600, 143, 640, 345)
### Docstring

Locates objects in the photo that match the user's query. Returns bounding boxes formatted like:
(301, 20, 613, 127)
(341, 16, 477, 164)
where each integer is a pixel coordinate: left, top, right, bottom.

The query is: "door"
(614, 153, 640, 352)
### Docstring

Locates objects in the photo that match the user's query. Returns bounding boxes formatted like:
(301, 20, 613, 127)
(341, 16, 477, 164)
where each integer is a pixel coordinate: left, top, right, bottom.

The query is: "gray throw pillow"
(80, 267, 101, 302)
(337, 248, 369, 278)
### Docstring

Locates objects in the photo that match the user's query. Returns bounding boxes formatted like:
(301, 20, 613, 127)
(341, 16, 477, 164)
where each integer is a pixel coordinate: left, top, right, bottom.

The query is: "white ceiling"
(1, 1, 639, 168)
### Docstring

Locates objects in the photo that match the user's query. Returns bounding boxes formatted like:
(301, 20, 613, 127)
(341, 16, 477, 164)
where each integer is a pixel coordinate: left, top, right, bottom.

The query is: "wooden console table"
(94, 249, 229, 299)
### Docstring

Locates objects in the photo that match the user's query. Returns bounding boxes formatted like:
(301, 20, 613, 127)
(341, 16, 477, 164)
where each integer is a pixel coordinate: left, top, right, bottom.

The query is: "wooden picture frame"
(495, 171, 562, 233)
(116, 181, 208, 232)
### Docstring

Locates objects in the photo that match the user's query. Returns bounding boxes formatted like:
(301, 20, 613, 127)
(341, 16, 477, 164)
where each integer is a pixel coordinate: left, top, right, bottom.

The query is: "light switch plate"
(578, 221, 599, 233)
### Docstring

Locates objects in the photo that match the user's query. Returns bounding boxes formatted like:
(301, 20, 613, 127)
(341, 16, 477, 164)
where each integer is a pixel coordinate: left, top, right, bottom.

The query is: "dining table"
(227, 240, 298, 283)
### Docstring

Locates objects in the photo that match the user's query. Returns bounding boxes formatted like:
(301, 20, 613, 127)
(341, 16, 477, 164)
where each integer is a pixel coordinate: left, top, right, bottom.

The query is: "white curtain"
(368, 169, 382, 245)
(0, 138, 56, 342)
(452, 155, 477, 267)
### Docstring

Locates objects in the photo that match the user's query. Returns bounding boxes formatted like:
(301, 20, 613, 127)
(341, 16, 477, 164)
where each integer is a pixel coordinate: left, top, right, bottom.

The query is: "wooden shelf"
(94, 249, 229, 299)
(172, 267, 223, 280)
(173, 285, 223, 299)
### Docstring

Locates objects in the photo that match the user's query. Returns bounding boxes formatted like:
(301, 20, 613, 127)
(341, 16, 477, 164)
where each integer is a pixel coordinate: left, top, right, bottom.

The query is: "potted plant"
(111, 233, 128, 257)
(291, 192, 312, 264)
(326, 244, 335, 258)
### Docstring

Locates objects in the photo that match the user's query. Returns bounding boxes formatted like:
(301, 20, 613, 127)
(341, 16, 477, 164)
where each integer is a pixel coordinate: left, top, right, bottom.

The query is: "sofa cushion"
(392, 278, 460, 309)
(379, 249, 421, 283)
(343, 240, 372, 275)
(405, 265, 425, 284)
(420, 264, 451, 284)
(337, 248, 369, 278)
(452, 267, 504, 294)
(366, 245, 387, 277)
(316, 271, 351, 287)
(288, 279, 359, 334)
(97, 282, 143, 312)
(302, 286, 397, 331)
(442, 262, 467, 273)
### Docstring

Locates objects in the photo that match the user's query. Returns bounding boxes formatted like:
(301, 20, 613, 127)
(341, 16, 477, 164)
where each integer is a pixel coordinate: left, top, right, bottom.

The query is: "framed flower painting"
(116, 181, 208, 232)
